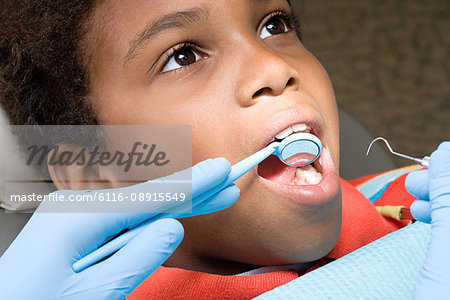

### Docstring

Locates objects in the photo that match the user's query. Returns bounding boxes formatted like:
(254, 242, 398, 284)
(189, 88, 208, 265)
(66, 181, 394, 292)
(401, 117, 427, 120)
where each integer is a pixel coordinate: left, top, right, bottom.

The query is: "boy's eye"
(162, 45, 204, 73)
(259, 14, 292, 39)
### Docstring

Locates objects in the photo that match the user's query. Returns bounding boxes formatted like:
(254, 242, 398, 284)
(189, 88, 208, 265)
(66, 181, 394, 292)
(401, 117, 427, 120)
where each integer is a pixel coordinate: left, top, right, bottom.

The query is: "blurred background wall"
(291, 0, 450, 167)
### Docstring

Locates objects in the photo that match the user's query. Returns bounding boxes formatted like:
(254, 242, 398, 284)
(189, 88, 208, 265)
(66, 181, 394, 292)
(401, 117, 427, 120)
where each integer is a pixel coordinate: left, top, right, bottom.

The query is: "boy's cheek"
(287, 50, 340, 169)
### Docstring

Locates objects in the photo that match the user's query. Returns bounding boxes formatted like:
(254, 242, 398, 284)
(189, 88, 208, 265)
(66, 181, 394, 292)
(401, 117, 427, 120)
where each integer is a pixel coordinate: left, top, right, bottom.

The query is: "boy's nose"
(236, 43, 300, 105)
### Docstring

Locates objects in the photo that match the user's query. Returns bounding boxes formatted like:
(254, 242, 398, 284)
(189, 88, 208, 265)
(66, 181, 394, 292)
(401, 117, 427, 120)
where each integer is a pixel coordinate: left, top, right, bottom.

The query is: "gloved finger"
(140, 184, 239, 218)
(428, 142, 450, 212)
(113, 157, 232, 216)
(410, 199, 431, 224)
(115, 157, 232, 221)
(191, 157, 231, 197)
(116, 157, 232, 220)
(405, 170, 430, 200)
(429, 142, 450, 179)
(190, 184, 240, 216)
(162, 184, 240, 219)
(82, 218, 183, 298)
(148, 157, 232, 199)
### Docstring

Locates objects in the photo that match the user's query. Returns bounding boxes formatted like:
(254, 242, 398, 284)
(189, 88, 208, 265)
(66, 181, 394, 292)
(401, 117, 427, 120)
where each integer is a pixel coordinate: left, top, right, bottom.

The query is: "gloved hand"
(405, 142, 450, 299)
(0, 157, 239, 300)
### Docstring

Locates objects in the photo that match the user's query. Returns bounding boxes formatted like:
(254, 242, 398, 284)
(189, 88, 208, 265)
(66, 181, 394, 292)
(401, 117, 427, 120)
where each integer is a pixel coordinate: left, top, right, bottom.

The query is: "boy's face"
(87, 0, 341, 273)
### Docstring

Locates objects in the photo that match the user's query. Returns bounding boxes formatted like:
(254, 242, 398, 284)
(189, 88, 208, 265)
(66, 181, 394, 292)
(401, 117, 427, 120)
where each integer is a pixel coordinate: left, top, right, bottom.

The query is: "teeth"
(295, 164, 322, 185)
(275, 123, 311, 140)
(292, 123, 308, 132)
(275, 127, 294, 139)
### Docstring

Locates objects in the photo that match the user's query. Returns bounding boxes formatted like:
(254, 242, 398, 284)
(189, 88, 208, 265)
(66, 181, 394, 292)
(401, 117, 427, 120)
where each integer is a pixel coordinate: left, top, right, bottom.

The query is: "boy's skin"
(55, 0, 342, 275)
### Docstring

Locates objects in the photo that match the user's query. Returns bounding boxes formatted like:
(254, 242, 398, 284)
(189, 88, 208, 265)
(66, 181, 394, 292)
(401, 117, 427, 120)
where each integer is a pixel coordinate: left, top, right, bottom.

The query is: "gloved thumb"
(405, 170, 430, 200)
(80, 218, 184, 299)
(410, 199, 431, 223)
(429, 142, 450, 206)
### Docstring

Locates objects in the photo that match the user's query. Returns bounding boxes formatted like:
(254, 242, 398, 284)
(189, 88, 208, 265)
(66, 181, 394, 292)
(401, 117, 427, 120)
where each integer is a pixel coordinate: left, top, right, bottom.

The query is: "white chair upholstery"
(0, 109, 44, 212)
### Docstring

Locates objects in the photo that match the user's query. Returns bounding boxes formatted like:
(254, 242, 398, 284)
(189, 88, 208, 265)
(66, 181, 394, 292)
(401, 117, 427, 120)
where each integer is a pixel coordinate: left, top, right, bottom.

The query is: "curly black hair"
(0, 0, 98, 126)
(0, 1, 106, 184)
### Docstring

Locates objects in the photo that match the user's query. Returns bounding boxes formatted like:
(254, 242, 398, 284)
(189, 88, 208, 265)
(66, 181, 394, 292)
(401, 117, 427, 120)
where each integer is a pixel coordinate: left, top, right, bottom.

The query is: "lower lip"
(257, 147, 340, 206)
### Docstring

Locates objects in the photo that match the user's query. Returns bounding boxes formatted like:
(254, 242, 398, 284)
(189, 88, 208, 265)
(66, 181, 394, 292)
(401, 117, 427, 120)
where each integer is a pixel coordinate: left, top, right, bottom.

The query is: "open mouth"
(257, 123, 323, 186)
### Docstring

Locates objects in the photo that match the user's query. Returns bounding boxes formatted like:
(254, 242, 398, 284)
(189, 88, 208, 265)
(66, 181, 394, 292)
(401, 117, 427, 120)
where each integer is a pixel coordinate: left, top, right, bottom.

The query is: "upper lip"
(259, 104, 325, 152)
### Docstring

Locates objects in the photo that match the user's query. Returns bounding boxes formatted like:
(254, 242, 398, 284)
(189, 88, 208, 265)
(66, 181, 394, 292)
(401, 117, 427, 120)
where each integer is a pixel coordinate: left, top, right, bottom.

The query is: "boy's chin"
(259, 220, 341, 266)
(239, 204, 342, 267)
(226, 185, 342, 268)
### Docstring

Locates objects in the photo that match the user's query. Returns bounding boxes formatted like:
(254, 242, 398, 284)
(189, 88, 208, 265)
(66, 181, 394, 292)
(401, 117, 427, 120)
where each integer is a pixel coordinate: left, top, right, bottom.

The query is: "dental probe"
(366, 137, 423, 221)
(73, 133, 323, 272)
(366, 137, 430, 168)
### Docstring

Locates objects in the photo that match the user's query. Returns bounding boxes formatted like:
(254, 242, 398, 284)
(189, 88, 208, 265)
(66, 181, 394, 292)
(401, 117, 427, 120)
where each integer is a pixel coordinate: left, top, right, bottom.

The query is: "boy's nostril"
(252, 88, 265, 99)
(252, 78, 298, 100)
(286, 77, 296, 87)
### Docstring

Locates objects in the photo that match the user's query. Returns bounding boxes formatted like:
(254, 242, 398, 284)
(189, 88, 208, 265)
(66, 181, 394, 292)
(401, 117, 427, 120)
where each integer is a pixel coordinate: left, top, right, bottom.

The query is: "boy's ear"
(47, 144, 119, 191)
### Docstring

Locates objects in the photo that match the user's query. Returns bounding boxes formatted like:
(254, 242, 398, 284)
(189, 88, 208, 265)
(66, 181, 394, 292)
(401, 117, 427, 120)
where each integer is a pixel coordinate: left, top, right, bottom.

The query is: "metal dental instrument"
(366, 137, 430, 168)
(73, 132, 322, 272)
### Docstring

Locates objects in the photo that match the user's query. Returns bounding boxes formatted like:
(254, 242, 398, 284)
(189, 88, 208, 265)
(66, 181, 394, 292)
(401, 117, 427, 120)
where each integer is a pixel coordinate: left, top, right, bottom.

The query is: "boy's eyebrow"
(124, 0, 288, 65)
(124, 7, 208, 64)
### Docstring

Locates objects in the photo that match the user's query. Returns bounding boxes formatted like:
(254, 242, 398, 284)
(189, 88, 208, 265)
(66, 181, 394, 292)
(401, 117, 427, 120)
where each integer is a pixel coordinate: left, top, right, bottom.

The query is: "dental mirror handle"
(73, 142, 280, 272)
(195, 142, 281, 204)
(228, 142, 281, 183)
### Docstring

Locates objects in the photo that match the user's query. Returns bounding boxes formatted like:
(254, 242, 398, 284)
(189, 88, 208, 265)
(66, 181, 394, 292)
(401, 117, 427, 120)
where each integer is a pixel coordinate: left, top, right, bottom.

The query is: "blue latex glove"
(0, 158, 239, 300)
(405, 142, 450, 299)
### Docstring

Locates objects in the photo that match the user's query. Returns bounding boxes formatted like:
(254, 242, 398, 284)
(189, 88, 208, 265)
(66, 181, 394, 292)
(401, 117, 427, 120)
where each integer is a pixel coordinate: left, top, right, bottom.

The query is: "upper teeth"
(275, 123, 311, 140)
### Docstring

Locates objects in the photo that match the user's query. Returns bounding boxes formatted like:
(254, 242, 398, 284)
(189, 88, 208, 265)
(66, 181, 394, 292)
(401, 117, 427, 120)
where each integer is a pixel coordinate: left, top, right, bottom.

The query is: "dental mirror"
(275, 132, 322, 167)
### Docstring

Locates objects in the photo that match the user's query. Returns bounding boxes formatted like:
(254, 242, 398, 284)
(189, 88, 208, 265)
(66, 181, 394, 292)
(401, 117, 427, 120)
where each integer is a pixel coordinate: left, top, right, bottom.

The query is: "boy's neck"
(164, 253, 260, 275)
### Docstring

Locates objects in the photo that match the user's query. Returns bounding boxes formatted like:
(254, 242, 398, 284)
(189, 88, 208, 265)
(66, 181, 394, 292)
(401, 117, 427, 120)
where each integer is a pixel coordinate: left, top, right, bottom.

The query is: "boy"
(0, 0, 422, 298)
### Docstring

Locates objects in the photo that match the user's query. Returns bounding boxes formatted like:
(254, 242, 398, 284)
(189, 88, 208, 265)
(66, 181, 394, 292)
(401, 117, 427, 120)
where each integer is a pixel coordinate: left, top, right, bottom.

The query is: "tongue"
(257, 155, 297, 184)
(284, 153, 317, 166)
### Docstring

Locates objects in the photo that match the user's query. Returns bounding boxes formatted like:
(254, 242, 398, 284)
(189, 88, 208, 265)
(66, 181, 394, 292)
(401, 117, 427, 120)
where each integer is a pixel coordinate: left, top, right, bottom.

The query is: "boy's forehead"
(96, 0, 291, 37)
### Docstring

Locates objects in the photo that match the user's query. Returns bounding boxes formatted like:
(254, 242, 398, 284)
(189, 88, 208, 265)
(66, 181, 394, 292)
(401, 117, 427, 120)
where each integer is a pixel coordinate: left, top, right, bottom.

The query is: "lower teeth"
(294, 164, 322, 185)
